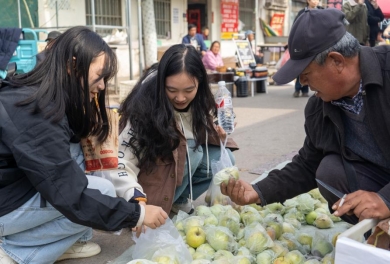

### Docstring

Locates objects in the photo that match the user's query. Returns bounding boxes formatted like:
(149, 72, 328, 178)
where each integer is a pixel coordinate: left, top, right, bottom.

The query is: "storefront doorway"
(188, 0, 207, 33)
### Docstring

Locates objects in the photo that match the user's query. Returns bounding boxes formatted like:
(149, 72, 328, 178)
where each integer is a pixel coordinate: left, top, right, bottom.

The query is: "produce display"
(130, 187, 353, 264)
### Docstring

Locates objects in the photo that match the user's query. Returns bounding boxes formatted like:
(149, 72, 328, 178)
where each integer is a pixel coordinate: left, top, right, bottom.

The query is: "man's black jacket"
(255, 46, 390, 206)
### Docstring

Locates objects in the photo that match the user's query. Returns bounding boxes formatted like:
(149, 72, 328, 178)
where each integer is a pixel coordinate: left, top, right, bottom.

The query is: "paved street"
(62, 82, 310, 264)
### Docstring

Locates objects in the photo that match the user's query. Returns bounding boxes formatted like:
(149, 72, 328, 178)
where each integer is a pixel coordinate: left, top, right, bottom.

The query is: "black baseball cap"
(273, 8, 347, 84)
(45, 31, 62, 41)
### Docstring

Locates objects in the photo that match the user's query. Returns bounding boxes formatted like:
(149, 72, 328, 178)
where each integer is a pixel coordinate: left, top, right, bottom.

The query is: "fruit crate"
(335, 218, 390, 263)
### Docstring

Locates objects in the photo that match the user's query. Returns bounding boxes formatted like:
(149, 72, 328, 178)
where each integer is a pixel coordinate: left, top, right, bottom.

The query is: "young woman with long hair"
(0, 26, 167, 264)
(113, 44, 238, 215)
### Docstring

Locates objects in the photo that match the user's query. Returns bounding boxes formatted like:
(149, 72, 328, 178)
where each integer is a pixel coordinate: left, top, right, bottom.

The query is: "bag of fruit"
(131, 218, 192, 263)
(205, 139, 238, 206)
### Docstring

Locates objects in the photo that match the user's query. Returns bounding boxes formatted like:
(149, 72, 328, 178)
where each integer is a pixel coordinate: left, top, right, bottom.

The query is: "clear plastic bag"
(131, 218, 192, 263)
(205, 139, 234, 206)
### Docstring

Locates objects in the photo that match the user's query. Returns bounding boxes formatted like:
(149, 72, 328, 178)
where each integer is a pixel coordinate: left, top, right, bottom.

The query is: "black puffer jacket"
(0, 28, 22, 71)
(255, 46, 390, 206)
(0, 85, 141, 230)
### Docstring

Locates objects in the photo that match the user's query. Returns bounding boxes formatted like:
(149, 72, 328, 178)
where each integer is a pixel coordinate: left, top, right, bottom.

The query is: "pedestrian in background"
(202, 41, 224, 71)
(245, 30, 264, 64)
(201, 26, 209, 40)
(292, 0, 323, 98)
(182, 24, 208, 56)
(343, 0, 369, 45)
(365, 0, 384, 47)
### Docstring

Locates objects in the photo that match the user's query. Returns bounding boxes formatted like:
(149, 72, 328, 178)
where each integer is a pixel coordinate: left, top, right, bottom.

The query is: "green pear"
(296, 233, 313, 249)
(266, 221, 283, 239)
(312, 239, 333, 258)
(305, 211, 318, 225)
(265, 202, 286, 214)
(284, 250, 305, 264)
(313, 214, 333, 229)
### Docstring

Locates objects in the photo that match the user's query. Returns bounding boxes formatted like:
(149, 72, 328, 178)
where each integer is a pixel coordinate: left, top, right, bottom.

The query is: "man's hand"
(332, 190, 390, 221)
(143, 205, 168, 229)
(220, 178, 261, 205)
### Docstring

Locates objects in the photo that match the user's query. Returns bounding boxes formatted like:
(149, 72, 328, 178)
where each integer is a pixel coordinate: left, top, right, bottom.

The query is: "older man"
(221, 8, 390, 225)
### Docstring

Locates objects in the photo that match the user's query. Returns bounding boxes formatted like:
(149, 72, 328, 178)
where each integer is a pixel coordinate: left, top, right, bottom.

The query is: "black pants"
(316, 154, 390, 225)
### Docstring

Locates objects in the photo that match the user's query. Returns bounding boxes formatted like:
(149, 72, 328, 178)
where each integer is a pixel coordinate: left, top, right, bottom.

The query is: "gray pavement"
(62, 82, 310, 264)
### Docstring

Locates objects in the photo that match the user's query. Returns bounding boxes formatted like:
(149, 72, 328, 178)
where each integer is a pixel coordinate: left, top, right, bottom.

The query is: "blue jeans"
(295, 76, 309, 93)
(0, 143, 116, 264)
(174, 140, 235, 204)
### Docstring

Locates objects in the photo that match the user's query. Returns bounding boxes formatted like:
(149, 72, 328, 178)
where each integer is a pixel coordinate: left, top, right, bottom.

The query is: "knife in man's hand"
(316, 178, 344, 199)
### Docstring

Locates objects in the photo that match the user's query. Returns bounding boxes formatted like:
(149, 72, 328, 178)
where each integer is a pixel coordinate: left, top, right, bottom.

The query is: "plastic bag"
(205, 139, 234, 206)
(131, 218, 192, 264)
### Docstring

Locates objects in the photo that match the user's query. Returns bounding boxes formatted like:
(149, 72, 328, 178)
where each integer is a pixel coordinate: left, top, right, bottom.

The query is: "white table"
(246, 77, 268, 97)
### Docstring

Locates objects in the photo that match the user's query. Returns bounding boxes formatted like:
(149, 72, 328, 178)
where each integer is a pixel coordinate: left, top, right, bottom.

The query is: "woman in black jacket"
(0, 26, 167, 264)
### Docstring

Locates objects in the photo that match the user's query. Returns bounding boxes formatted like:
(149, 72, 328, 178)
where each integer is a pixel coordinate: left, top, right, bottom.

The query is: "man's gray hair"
(313, 31, 360, 66)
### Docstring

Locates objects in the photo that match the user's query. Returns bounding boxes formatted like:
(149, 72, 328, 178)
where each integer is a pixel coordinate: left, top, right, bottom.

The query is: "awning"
(378, 0, 390, 18)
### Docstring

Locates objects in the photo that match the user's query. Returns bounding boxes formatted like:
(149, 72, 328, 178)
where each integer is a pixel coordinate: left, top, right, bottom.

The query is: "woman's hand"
(133, 201, 148, 237)
(133, 201, 168, 237)
(143, 204, 168, 228)
(215, 125, 227, 142)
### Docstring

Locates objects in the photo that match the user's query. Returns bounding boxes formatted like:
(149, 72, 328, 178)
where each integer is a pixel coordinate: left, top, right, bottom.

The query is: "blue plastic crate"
(9, 28, 41, 74)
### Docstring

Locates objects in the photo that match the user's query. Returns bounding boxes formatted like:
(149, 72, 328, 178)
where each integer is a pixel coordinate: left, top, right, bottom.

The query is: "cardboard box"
(157, 46, 170, 61)
(222, 56, 237, 69)
(335, 219, 390, 264)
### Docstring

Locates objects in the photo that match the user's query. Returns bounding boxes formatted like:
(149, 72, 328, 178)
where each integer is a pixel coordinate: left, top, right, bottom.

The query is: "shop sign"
(220, 0, 239, 40)
(269, 13, 285, 36)
(234, 40, 256, 68)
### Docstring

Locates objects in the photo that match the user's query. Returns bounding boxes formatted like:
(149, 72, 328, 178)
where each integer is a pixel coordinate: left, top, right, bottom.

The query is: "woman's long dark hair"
(120, 44, 217, 172)
(10, 26, 117, 142)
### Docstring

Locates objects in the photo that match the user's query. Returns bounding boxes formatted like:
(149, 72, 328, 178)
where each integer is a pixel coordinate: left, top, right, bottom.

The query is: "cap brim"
(273, 55, 315, 84)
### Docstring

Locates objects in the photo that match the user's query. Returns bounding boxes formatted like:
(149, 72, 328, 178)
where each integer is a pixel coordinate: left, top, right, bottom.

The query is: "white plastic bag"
(206, 139, 234, 206)
(131, 218, 192, 263)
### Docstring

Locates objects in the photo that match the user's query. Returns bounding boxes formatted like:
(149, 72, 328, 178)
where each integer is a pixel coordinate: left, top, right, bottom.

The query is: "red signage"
(221, 0, 239, 39)
(270, 13, 285, 36)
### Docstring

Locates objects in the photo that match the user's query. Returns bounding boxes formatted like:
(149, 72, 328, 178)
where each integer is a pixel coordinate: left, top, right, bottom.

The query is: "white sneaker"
(171, 199, 194, 214)
(0, 248, 16, 264)
(56, 241, 101, 262)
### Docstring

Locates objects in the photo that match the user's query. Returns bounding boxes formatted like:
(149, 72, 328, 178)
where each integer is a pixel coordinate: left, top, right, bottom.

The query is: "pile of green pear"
(171, 188, 349, 264)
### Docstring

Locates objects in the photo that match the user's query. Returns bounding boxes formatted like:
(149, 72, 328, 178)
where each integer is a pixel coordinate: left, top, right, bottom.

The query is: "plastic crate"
(335, 219, 390, 264)
(9, 28, 47, 74)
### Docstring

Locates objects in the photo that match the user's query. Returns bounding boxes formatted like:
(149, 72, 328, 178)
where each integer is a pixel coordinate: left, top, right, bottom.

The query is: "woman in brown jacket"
(116, 44, 238, 215)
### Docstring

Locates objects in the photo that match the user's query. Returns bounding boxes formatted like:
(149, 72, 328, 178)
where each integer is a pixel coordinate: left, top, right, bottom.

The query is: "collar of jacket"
(323, 46, 390, 161)
(323, 46, 382, 118)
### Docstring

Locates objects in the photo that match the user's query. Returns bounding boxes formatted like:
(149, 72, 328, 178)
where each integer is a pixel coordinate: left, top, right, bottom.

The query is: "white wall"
(38, 0, 86, 28)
